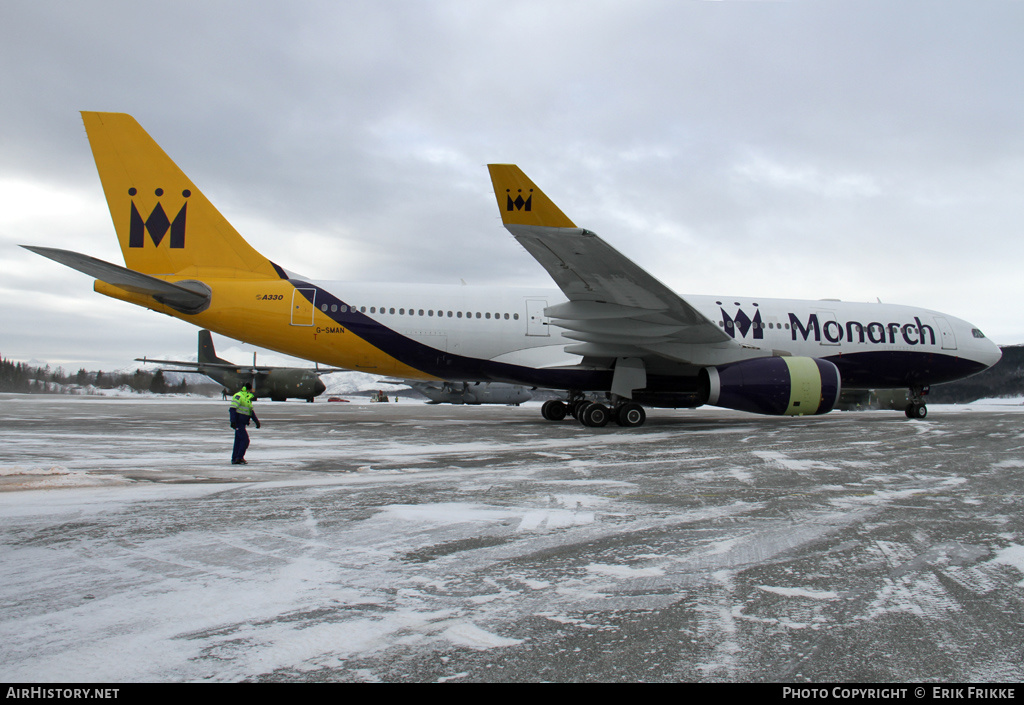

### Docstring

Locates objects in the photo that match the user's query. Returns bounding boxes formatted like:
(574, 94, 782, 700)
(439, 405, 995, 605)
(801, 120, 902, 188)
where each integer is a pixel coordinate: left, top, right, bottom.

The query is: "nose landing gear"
(905, 385, 929, 419)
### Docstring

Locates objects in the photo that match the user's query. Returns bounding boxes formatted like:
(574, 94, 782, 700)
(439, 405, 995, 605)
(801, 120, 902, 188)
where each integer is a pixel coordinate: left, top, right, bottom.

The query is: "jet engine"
(698, 357, 841, 416)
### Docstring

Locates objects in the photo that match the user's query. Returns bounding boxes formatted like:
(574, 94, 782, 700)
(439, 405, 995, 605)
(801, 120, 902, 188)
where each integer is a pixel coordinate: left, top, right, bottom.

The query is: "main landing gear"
(541, 395, 647, 428)
(905, 385, 929, 419)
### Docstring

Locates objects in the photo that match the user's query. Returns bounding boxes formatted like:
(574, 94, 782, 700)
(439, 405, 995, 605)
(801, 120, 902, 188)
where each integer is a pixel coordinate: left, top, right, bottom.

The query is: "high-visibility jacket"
(231, 389, 255, 416)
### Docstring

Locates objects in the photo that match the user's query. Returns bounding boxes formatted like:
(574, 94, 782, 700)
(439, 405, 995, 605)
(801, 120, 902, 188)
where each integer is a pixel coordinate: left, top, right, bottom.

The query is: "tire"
(581, 403, 610, 428)
(905, 403, 928, 419)
(615, 402, 646, 428)
(571, 400, 591, 420)
(541, 400, 567, 421)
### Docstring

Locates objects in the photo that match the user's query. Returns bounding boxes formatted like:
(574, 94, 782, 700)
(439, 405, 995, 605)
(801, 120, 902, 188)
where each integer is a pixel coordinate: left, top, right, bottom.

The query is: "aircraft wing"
(22, 246, 210, 314)
(135, 357, 345, 376)
(486, 165, 732, 360)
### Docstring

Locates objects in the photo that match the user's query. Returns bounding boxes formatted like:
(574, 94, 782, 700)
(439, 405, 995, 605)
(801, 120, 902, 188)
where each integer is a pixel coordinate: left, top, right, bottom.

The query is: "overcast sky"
(2, 0, 1023, 371)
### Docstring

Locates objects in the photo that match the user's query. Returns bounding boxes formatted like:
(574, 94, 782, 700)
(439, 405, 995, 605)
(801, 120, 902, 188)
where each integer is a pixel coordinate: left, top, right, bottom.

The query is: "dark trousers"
(232, 422, 250, 461)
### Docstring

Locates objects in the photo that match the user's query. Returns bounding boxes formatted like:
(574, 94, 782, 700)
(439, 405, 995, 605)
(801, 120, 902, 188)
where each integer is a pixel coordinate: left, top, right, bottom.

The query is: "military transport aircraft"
(137, 330, 336, 402)
(23, 112, 1001, 428)
(409, 381, 533, 405)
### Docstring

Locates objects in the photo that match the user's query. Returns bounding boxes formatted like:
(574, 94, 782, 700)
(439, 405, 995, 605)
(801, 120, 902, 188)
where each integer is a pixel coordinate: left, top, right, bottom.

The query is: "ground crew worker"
(229, 383, 261, 464)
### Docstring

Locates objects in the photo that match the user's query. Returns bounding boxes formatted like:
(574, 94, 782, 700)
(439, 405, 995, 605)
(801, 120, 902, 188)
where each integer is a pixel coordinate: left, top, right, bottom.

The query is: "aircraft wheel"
(571, 400, 591, 420)
(581, 403, 610, 428)
(541, 400, 567, 421)
(615, 403, 646, 428)
(905, 403, 927, 419)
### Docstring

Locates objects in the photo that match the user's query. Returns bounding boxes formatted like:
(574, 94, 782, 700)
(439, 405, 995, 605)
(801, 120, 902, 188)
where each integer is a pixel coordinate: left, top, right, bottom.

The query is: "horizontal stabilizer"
(22, 245, 210, 314)
(135, 358, 247, 371)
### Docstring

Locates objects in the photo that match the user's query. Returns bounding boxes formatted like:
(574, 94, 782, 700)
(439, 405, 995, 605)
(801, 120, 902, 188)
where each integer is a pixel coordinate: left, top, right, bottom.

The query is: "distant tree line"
(928, 345, 1024, 403)
(0, 355, 190, 395)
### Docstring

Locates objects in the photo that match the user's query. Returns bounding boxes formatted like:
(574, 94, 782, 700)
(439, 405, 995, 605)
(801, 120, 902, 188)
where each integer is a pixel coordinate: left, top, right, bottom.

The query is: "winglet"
(487, 164, 576, 228)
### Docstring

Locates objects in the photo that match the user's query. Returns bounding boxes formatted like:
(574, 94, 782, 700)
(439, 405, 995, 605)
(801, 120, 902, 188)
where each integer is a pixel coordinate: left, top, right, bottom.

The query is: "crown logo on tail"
(128, 188, 190, 248)
(505, 188, 532, 212)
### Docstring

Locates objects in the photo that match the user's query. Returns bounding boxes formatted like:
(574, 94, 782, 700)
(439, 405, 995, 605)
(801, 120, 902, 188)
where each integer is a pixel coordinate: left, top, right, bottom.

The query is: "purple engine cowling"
(698, 357, 842, 416)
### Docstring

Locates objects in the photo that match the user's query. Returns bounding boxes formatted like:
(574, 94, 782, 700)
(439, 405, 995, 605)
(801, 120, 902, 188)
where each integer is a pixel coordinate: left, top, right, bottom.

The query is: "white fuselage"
(300, 279, 1000, 392)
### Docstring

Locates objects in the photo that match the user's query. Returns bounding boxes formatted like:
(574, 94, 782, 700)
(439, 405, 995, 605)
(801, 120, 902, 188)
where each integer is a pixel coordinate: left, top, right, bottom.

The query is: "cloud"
(2, 0, 1023, 368)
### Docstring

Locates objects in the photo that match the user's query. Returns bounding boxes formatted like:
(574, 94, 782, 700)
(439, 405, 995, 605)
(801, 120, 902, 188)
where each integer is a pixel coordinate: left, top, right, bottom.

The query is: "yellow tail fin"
(486, 164, 576, 228)
(82, 112, 282, 279)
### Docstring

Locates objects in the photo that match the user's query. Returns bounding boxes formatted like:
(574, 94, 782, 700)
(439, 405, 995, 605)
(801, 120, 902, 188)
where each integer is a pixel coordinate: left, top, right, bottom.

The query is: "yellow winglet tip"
(486, 164, 576, 229)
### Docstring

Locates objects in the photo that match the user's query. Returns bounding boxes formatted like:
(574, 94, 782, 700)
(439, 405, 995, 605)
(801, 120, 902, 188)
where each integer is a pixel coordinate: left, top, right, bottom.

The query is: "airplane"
(23, 112, 1001, 428)
(409, 381, 533, 405)
(136, 330, 337, 402)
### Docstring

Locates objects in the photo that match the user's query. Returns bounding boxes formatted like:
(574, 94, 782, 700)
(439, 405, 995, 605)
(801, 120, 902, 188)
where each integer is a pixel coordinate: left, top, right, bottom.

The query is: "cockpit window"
(972, 328, 987, 339)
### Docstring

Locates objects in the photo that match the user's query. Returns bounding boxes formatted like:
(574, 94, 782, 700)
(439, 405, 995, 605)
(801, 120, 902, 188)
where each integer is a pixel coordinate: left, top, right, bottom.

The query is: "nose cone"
(314, 378, 326, 396)
(981, 339, 1003, 369)
(965, 322, 1002, 371)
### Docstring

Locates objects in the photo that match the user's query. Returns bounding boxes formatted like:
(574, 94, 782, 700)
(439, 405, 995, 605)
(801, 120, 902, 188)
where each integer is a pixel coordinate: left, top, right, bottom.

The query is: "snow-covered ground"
(1, 395, 1022, 682)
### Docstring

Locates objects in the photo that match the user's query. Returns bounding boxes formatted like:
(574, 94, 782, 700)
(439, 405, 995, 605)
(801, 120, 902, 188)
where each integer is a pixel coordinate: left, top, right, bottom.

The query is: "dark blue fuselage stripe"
(824, 351, 987, 388)
(270, 262, 289, 280)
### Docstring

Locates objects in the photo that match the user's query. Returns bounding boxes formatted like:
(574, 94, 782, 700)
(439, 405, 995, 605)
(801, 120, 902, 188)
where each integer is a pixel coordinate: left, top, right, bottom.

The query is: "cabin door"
(291, 288, 316, 326)
(526, 299, 549, 337)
